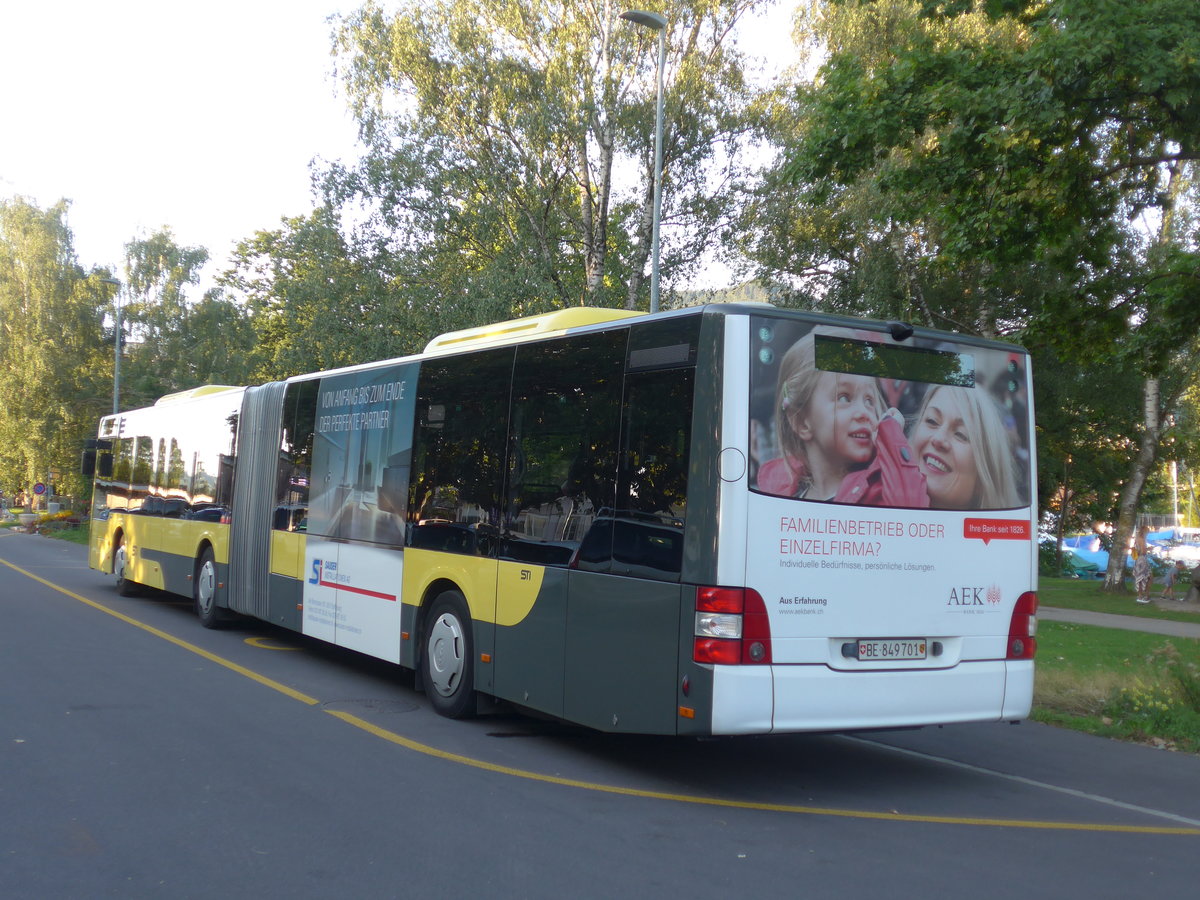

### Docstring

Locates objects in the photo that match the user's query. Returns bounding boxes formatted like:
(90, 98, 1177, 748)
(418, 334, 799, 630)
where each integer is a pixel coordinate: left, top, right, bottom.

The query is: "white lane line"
(844, 734, 1200, 829)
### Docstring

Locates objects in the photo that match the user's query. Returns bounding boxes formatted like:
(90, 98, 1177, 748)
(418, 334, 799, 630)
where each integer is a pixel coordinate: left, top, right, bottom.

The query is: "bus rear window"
(814, 335, 974, 387)
(750, 317, 1030, 512)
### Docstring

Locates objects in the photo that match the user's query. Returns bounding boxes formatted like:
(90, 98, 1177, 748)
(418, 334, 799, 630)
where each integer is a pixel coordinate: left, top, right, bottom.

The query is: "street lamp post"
(99, 277, 121, 414)
(620, 9, 667, 315)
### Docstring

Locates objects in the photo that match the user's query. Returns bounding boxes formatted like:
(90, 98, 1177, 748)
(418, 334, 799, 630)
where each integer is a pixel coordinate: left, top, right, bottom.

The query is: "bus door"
(563, 364, 695, 734)
(493, 333, 625, 718)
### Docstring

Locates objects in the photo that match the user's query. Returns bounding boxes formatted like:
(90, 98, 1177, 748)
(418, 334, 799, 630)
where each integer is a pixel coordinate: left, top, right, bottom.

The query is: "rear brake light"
(696, 586, 743, 613)
(694, 637, 741, 665)
(1007, 591, 1038, 660)
(693, 586, 771, 665)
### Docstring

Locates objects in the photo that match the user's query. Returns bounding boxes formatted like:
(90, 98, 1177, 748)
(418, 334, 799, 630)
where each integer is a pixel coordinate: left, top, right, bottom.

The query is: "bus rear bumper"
(710, 660, 1028, 735)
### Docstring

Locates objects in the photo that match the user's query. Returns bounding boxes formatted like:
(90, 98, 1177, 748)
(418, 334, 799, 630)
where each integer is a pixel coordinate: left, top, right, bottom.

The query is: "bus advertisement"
(736, 315, 1035, 732)
(83, 304, 1037, 735)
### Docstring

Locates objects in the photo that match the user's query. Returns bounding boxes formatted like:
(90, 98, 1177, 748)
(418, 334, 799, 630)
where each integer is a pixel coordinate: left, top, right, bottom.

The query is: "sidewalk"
(1041, 605, 1200, 640)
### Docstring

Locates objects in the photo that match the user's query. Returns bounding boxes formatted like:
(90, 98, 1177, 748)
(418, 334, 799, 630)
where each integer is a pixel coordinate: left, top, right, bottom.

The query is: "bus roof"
(424, 308, 644, 353)
(153, 385, 243, 405)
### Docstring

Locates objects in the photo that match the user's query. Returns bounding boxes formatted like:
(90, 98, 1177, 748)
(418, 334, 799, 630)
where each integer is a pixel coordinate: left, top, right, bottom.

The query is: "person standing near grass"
(1130, 525, 1152, 604)
(1133, 552, 1153, 604)
(1161, 559, 1187, 602)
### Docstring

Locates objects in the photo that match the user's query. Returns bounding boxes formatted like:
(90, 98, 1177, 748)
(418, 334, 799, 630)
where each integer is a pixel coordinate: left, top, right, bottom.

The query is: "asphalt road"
(2, 531, 1198, 899)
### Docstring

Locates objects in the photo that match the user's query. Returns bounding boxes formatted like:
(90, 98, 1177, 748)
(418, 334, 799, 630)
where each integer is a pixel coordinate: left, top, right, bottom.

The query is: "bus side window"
(105, 438, 133, 513)
(408, 348, 513, 557)
(154, 437, 168, 496)
(608, 368, 693, 581)
(130, 437, 154, 512)
(212, 412, 238, 515)
(274, 381, 317, 533)
(166, 438, 189, 513)
(503, 331, 624, 566)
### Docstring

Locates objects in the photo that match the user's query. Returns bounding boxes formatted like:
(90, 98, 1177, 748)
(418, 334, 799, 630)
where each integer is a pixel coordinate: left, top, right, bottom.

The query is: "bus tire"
(194, 547, 230, 629)
(113, 535, 139, 597)
(423, 590, 476, 719)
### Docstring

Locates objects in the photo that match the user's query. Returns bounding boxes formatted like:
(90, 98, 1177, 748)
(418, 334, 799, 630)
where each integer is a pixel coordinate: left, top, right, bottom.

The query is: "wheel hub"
(427, 613, 464, 697)
(196, 561, 215, 614)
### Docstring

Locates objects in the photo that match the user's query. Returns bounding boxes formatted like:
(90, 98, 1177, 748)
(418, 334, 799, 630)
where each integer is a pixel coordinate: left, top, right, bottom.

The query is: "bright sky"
(1, 1, 798, 291)
(1, 0, 359, 285)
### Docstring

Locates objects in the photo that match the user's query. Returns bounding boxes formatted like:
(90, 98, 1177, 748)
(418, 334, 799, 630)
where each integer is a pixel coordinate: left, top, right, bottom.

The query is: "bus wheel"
(194, 547, 229, 629)
(113, 536, 139, 597)
(423, 591, 476, 718)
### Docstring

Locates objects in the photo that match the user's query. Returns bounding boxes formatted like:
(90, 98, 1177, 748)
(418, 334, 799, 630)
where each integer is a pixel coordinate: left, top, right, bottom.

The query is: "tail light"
(694, 586, 772, 665)
(1007, 591, 1038, 660)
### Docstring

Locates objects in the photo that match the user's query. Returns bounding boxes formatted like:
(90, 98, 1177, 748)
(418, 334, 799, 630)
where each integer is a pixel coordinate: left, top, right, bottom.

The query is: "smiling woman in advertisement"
(908, 384, 1020, 510)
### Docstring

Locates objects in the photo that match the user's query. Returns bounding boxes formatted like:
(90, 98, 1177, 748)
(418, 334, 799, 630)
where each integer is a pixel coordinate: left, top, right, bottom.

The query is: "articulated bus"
(82, 304, 1037, 735)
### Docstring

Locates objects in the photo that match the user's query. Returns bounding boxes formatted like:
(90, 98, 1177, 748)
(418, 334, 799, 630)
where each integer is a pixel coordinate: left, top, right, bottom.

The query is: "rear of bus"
(700, 311, 1036, 734)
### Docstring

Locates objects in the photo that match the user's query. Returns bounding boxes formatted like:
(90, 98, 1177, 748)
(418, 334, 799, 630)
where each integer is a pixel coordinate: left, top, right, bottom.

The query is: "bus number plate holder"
(856, 639, 927, 661)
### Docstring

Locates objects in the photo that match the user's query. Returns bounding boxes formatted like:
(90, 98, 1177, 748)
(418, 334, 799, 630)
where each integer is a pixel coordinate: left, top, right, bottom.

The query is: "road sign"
(33, 482, 46, 495)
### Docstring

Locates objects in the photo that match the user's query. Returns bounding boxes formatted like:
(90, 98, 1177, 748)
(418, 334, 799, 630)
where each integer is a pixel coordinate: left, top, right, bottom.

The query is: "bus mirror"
(82, 438, 114, 476)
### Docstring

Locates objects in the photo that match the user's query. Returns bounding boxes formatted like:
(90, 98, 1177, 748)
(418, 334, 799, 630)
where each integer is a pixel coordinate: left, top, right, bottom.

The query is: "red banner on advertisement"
(964, 518, 1031, 544)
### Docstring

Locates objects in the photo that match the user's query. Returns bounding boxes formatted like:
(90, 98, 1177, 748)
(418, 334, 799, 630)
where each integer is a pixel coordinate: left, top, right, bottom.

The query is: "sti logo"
(309, 559, 336, 585)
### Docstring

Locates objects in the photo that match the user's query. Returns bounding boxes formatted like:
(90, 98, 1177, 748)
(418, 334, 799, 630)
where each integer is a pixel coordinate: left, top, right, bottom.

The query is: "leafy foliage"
(746, 1, 1200, 586)
(221, 207, 418, 380)
(325, 0, 765, 322)
(0, 198, 110, 501)
(118, 229, 257, 408)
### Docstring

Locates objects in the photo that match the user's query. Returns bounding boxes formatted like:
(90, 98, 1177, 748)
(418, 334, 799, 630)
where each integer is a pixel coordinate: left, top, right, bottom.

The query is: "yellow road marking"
(322, 709, 1200, 834)
(6, 556, 1199, 835)
(1, 558, 318, 707)
(245, 636, 303, 651)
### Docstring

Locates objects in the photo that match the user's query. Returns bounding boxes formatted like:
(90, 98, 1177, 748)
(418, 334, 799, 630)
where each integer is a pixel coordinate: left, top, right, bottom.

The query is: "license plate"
(857, 639, 927, 661)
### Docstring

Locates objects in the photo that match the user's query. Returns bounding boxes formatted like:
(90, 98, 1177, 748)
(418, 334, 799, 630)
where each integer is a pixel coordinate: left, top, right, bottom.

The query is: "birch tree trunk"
(1100, 163, 1192, 592)
(1103, 377, 1162, 591)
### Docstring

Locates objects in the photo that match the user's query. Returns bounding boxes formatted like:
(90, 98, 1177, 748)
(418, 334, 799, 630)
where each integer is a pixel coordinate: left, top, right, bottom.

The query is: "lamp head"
(620, 9, 667, 29)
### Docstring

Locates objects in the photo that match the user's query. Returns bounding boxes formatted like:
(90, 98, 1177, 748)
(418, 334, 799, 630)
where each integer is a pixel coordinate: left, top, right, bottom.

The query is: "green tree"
(114, 229, 257, 404)
(177, 293, 258, 387)
(753, 0, 1200, 589)
(1027, 332, 1142, 570)
(327, 0, 765, 322)
(221, 207, 413, 380)
(0, 197, 110, 503)
(118, 230, 211, 406)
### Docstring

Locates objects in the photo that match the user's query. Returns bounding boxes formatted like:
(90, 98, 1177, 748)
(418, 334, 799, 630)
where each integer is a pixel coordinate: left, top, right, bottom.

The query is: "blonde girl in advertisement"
(758, 330, 927, 505)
